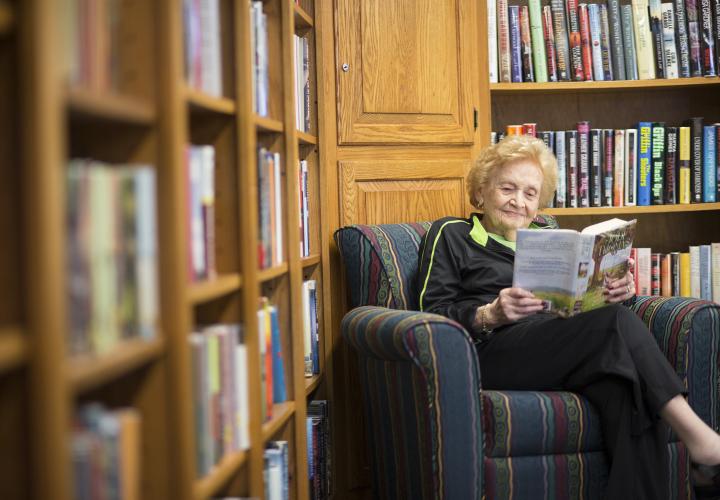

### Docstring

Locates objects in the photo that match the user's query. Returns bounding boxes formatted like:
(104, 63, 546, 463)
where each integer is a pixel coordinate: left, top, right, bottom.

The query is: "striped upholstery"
(336, 219, 719, 499)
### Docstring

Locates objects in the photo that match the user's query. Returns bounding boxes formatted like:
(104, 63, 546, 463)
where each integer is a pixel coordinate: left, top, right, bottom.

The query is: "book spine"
(599, 5, 614, 80)
(674, 0, 692, 77)
(700, 245, 712, 300)
(509, 6, 523, 82)
(651, 253, 662, 295)
(665, 127, 679, 204)
(543, 6, 559, 81)
(579, 4, 595, 80)
(498, 0, 512, 82)
(632, 0, 657, 78)
(716, 125, 720, 200)
(637, 247, 652, 295)
(648, 0, 666, 78)
(661, 254, 672, 296)
(551, 0, 571, 80)
(671, 252, 681, 296)
(603, 129, 615, 206)
(607, 0, 626, 80)
(690, 245, 701, 297)
(567, 0, 586, 80)
(578, 121, 591, 207)
(712, 243, 720, 302)
(714, 0, 720, 72)
(688, 117, 704, 202)
(488, 0, 499, 83)
(686, 0, 703, 75)
(614, 129, 625, 206)
(661, 3, 680, 79)
(625, 128, 638, 205)
(621, 5, 640, 79)
(703, 125, 717, 202)
(679, 126, 692, 203)
(520, 6, 536, 81)
(556, 131, 567, 206)
(637, 122, 653, 206)
(523, 123, 538, 136)
(588, 4, 605, 80)
(699, 0, 716, 75)
(680, 251, 691, 296)
(529, 0, 549, 82)
(567, 130, 579, 207)
(651, 122, 666, 205)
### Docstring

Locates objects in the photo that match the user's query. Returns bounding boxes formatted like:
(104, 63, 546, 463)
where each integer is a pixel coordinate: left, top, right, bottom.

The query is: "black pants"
(477, 304, 687, 500)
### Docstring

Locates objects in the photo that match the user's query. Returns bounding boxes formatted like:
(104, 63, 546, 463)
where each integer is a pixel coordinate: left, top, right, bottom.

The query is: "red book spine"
(522, 123, 537, 136)
(578, 4, 594, 80)
(543, 6, 559, 82)
(651, 253, 662, 295)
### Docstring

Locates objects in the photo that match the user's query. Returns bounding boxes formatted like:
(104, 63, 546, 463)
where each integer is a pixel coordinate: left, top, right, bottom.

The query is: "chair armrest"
(630, 296, 720, 429)
(342, 306, 484, 499)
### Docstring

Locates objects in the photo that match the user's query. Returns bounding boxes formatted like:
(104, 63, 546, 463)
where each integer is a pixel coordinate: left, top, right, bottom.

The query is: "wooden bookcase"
(7, 0, 326, 499)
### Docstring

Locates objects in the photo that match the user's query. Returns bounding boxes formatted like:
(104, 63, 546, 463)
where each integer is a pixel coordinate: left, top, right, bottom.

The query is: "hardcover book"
(513, 218, 637, 317)
(551, 0, 571, 80)
(567, 0, 585, 80)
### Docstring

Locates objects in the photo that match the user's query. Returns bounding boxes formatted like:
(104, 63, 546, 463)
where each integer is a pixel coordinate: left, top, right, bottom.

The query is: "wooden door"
(336, 0, 476, 145)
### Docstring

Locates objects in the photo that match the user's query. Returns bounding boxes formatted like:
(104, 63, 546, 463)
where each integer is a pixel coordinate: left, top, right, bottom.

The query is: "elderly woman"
(417, 134, 720, 499)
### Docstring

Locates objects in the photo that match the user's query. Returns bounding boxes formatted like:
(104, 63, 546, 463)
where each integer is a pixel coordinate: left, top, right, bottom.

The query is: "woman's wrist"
(477, 303, 497, 333)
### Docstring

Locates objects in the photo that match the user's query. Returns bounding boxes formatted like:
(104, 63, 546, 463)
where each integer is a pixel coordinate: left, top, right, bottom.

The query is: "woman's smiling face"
(476, 159, 544, 241)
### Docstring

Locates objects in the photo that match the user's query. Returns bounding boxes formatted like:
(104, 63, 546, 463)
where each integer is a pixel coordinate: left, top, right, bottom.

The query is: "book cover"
(651, 122, 666, 205)
(551, 0, 571, 80)
(270, 306, 287, 404)
(567, 0, 585, 80)
(529, 0, 549, 82)
(637, 122, 653, 206)
(625, 128, 638, 206)
(621, 5, 640, 79)
(579, 4, 595, 80)
(674, 0, 692, 76)
(687, 117, 704, 202)
(607, 0, 627, 80)
(703, 125, 717, 202)
(661, 3, 680, 79)
(513, 218, 637, 317)
(636, 247, 652, 295)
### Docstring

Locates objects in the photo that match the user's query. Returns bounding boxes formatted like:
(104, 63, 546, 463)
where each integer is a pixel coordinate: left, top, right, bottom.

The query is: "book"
(679, 126, 692, 203)
(513, 218, 637, 317)
(567, 0, 585, 80)
(551, 0, 570, 80)
(498, 0, 512, 82)
(509, 6, 523, 82)
(578, 121, 591, 207)
(687, 117, 704, 202)
(579, 4, 594, 80)
(648, 0, 666, 78)
(637, 122, 653, 205)
(660, 3, 680, 79)
(703, 125, 717, 202)
(520, 6, 535, 81)
(624, 128, 638, 206)
(588, 4, 604, 81)
(607, 0, 626, 80)
(555, 131, 567, 206)
(590, 128, 603, 205)
(599, 5, 614, 80)
(567, 130, 579, 207)
(664, 127, 679, 204)
(542, 5, 558, 82)
(686, 0, 703, 75)
(651, 122, 666, 205)
(632, 0, 657, 79)
(699, 0, 716, 75)
(674, 0, 692, 77)
(529, 0, 549, 82)
(614, 129, 625, 206)
(621, 5, 640, 79)
(488, 0, 499, 83)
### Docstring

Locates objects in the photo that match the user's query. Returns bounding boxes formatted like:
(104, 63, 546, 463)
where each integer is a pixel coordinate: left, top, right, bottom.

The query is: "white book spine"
(588, 4, 605, 80)
(555, 131, 567, 207)
(712, 242, 720, 303)
(235, 343, 250, 450)
(273, 152, 283, 265)
(661, 3, 680, 78)
(631, 0, 657, 79)
(690, 246, 701, 298)
(700, 245, 712, 301)
(614, 129, 625, 206)
(637, 247, 652, 295)
(488, 0, 499, 83)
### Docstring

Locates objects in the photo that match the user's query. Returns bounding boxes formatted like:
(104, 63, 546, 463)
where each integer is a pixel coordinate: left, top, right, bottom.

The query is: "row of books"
(258, 148, 285, 269)
(299, 160, 312, 257)
(492, 118, 720, 208)
(187, 145, 217, 282)
(67, 161, 159, 356)
(307, 400, 331, 500)
(631, 244, 720, 301)
(189, 324, 251, 476)
(302, 280, 321, 378)
(72, 404, 141, 500)
(251, 1, 270, 117)
(66, 0, 123, 91)
(265, 441, 289, 500)
(258, 297, 288, 423)
(294, 35, 312, 133)
(488, 0, 720, 83)
(183, 0, 223, 97)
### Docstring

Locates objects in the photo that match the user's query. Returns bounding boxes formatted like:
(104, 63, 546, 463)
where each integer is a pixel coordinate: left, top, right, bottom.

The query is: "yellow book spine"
(680, 252, 691, 297)
(679, 127, 691, 204)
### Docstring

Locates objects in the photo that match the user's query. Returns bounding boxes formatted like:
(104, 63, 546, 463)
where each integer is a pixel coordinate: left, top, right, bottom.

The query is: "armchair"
(335, 220, 720, 500)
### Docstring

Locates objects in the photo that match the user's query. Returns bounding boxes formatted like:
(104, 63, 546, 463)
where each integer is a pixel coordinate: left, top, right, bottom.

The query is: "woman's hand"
(484, 287, 545, 328)
(604, 257, 636, 303)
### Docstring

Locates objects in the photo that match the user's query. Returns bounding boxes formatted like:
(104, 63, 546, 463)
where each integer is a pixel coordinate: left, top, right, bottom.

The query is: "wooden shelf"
(67, 87, 155, 125)
(544, 202, 720, 216)
(297, 130, 317, 145)
(194, 449, 248, 500)
(490, 76, 720, 94)
(262, 401, 296, 441)
(294, 4, 314, 30)
(254, 115, 284, 133)
(258, 262, 289, 283)
(305, 374, 322, 396)
(188, 273, 242, 304)
(67, 337, 165, 395)
(301, 254, 321, 268)
(0, 1, 13, 35)
(186, 87, 236, 115)
(0, 325, 27, 374)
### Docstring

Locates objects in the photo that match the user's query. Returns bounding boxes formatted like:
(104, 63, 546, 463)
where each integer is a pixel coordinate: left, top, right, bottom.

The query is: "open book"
(513, 218, 637, 317)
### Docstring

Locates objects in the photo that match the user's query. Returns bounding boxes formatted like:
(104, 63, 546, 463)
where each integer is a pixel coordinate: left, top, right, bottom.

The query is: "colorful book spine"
(578, 121, 591, 207)
(498, 0, 512, 82)
(542, 6, 558, 82)
(674, 0, 692, 77)
(651, 253, 662, 295)
(551, 0, 571, 80)
(671, 252, 681, 296)
(555, 130, 567, 206)
(632, 0, 657, 79)
(621, 5, 640, 79)
(660, 3, 680, 79)
(488, 0, 498, 83)
(567, 130, 579, 207)
(637, 122, 653, 206)
(714, 0, 720, 72)
(703, 125, 717, 202)
(567, 0, 585, 80)
(661, 254, 671, 296)
(603, 129, 615, 206)
(520, 6, 535, 82)
(528, 0, 549, 82)
(716, 125, 720, 199)
(680, 251, 691, 296)
(686, 0, 703, 75)
(665, 127, 679, 205)
(679, 126, 692, 203)
(688, 117, 704, 202)
(509, 6, 523, 82)
(625, 128, 638, 206)
(699, 0, 716, 75)
(614, 129, 625, 206)
(648, 0, 666, 78)
(651, 122, 666, 205)
(588, 4, 604, 80)
(607, 0, 626, 80)
(599, 5, 614, 80)
(579, 4, 594, 80)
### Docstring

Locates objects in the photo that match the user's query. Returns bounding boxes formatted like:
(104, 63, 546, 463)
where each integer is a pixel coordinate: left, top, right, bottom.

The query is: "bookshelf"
(11, 0, 325, 499)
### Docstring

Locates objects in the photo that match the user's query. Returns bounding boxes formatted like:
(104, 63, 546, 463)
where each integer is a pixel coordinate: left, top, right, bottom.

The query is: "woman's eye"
(525, 191, 537, 199)
(501, 187, 513, 193)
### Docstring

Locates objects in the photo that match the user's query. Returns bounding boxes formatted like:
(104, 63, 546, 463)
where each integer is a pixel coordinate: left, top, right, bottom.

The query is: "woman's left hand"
(604, 257, 636, 303)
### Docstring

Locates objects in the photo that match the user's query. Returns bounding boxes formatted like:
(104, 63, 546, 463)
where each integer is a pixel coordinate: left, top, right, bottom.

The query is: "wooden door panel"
(340, 160, 469, 225)
(336, 0, 475, 144)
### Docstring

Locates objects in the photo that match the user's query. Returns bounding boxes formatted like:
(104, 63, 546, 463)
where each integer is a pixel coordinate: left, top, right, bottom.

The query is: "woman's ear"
(475, 188, 484, 208)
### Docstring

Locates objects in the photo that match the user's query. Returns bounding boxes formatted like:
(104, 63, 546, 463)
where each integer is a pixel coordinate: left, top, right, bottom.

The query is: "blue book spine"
(703, 125, 717, 202)
(309, 287, 320, 375)
(699, 245, 712, 300)
(270, 306, 287, 403)
(637, 122, 653, 206)
(588, 4, 605, 80)
(509, 6, 523, 82)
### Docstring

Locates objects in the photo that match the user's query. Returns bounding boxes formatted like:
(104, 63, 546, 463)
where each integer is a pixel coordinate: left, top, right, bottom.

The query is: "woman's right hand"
(485, 287, 544, 328)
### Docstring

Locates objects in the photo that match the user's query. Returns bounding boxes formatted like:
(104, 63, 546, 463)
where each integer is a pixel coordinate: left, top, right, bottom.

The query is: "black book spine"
(665, 127, 679, 204)
(579, 123, 591, 207)
(675, 0, 692, 76)
(687, 117, 704, 202)
(590, 128, 603, 206)
(567, 130, 579, 207)
(714, 0, 720, 71)
(651, 123, 666, 205)
(686, 0, 704, 75)
(649, 0, 667, 78)
(603, 129, 615, 206)
(607, 0, 627, 80)
(700, 0, 717, 75)
(671, 252, 681, 296)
